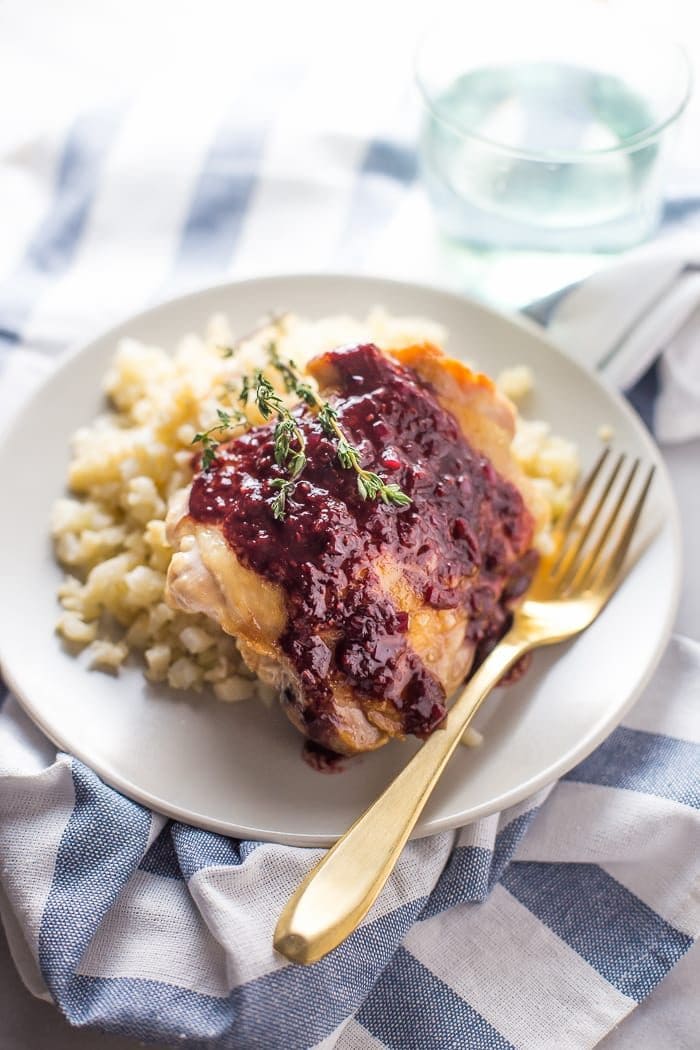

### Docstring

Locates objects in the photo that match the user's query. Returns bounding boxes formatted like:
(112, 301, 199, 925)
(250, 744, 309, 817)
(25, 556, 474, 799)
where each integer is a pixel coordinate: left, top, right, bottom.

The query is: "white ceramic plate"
(0, 274, 681, 845)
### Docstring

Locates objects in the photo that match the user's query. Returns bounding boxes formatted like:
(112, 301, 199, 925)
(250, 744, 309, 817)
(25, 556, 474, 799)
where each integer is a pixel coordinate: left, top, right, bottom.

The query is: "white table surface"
(2, 438, 698, 1050)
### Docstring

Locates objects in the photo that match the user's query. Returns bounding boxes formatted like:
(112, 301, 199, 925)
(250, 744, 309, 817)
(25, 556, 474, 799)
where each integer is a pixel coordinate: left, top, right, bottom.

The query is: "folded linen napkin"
(1, 7, 700, 1044)
(525, 249, 700, 444)
(1, 637, 698, 1049)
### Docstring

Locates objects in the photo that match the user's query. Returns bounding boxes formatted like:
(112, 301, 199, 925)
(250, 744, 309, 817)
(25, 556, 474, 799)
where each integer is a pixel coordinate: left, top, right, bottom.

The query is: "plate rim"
(0, 271, 683, 844)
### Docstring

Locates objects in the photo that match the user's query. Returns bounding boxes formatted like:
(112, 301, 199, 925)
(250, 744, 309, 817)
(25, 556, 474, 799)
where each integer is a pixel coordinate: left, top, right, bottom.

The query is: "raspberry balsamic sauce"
(189, 344, 536, 748)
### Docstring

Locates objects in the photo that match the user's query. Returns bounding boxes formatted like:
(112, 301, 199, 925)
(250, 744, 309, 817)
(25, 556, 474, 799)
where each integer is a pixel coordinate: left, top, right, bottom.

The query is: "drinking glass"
(416, 0, 691, 253)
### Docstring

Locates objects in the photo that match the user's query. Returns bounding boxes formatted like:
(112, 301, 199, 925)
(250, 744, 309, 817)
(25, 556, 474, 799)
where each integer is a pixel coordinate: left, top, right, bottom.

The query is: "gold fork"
(274, 449, 656, 965)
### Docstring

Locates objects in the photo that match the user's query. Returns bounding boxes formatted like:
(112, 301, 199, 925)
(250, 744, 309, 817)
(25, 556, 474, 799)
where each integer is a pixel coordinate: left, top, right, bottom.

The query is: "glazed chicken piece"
(165, 342, 544, 756)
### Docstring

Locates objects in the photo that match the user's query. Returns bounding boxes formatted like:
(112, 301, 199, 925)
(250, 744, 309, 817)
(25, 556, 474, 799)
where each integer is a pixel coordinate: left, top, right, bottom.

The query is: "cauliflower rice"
(52, 309, 579, 701)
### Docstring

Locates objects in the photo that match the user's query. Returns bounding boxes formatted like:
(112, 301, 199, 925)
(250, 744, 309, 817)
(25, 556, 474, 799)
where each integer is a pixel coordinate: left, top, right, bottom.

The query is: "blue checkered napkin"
(1, 637, 698, 1048)
(1, 11, 700, 1047)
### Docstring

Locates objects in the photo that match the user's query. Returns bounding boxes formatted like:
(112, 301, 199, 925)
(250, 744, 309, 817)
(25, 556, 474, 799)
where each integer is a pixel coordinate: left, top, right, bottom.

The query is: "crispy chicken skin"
(385, 344, 546, 530)
(166, 342, 540, 756)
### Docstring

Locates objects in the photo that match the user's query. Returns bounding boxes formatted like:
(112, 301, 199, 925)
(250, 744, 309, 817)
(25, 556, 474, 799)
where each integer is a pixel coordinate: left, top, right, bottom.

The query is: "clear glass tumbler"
(416, 0, 691, 253)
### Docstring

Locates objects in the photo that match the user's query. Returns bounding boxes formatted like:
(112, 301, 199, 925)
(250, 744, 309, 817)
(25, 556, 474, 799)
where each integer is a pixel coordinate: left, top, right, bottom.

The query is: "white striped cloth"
(0, 3, 699, 1047)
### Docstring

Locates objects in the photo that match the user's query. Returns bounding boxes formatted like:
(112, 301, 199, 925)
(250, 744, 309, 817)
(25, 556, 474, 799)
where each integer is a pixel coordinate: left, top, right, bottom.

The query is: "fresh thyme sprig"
(269, 478, 295, 521)
(241, 369, 306, 480)
(267, 340, 297, 392)
(267, 345, 411, 509)
(239, 374, 252, 405)
(191, 407, 245, 470)
(196, 336, 411, 518)
(315, 401, 411, 506)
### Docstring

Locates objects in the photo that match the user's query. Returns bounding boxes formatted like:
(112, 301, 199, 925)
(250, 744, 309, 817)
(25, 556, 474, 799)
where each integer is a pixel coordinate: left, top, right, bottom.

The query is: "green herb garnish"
(197, 336, 411, 518)
(269, 478, 295, 521)
(266, 345, 411, 511)
(191, 407, 245, 470)
(237, 369, 308, 516)
(252, 370, 308, 477)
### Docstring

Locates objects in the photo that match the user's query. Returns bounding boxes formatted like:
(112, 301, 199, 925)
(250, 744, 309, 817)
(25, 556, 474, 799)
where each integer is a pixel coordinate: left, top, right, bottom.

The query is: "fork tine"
(565, 457, 639, 592)
(550, 446, 611, 573)
(554, 452, 625, 587)
(595, 464, 656, 590)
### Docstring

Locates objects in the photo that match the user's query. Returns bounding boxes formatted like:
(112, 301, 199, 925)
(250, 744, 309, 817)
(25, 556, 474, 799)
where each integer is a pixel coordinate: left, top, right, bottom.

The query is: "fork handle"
(274, 632, 529, 965)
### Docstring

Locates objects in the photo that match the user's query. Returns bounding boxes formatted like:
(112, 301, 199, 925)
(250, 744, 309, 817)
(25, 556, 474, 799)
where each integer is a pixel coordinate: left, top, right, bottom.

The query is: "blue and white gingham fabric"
(1, 3, 699, 1047)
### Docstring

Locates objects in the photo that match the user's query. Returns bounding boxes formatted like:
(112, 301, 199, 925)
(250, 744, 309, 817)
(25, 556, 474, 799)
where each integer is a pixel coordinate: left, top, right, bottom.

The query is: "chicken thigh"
(165, 342, 542, 756)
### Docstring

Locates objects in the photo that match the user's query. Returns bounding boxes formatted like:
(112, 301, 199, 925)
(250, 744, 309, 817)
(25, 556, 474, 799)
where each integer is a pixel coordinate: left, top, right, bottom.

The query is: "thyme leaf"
(269, 477, 295, 521)
(191, 408, 245, 470)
